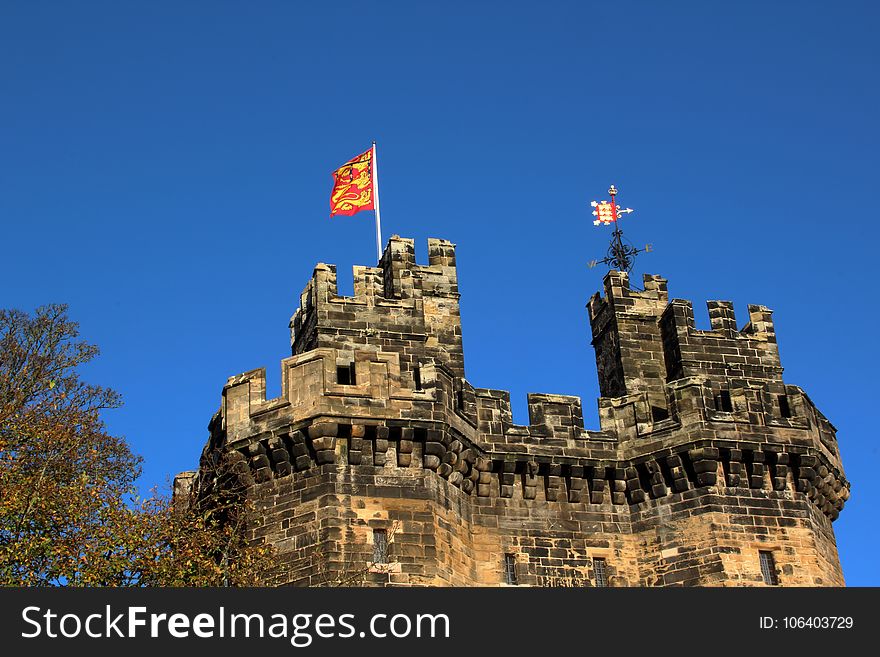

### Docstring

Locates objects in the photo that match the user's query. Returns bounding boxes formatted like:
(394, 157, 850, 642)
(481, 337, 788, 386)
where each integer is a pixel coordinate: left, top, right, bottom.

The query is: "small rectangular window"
(457, 389, 465, 410)
(337, 362, 356, 386)
(503, 553, 518, 585)
(413, 366, 422, 391)
(759, 551, 778, 585)
(778, 395, 792, 418)
(593, 557, 608, 587)
(373, 529, 388, 564)
(715, 390, 733, 412)
(651, 405, 669, 422)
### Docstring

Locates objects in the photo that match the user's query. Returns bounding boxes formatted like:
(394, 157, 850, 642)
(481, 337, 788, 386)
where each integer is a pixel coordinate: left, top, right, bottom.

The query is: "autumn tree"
(0, 304, 271, 586)
(126, 454, 275, 587)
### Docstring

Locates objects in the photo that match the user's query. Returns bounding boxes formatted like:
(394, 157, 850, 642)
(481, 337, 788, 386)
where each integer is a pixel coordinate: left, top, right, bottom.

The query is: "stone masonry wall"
(179, 237, 849, 587)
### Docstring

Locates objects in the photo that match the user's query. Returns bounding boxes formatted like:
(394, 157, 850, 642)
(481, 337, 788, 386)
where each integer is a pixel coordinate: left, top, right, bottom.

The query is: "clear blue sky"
(2, 1, 877, 584)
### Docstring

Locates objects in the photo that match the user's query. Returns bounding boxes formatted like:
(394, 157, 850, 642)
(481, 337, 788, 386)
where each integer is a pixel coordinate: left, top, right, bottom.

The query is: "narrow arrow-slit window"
(504, 553, 518, 585)
(373, 529, 388, 564)
(759, 551, 779, 585)
(593, 558, 608, 587)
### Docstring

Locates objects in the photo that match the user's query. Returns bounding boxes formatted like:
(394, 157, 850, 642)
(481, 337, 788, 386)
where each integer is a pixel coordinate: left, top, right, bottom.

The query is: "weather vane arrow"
(588, 184, 653, 273)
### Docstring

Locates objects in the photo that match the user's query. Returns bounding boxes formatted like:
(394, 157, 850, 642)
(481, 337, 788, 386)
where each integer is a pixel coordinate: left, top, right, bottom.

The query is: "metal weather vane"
(588, 184, 652, 273)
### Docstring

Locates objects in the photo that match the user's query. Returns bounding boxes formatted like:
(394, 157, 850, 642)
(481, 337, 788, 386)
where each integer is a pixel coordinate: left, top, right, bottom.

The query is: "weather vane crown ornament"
(588, 184, 652, 274)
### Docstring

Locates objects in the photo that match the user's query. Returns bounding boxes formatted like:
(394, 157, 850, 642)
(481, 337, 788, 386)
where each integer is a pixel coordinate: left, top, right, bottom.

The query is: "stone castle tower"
(177, 236, 849, 586)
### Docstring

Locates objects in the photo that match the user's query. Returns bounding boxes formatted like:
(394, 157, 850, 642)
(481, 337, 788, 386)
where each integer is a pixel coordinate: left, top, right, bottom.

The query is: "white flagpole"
(371, 140, 383, 262)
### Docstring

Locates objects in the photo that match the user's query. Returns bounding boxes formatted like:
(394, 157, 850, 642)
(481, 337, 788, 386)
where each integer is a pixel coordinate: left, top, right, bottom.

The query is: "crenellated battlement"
(290, 236, 464, 379)
(659, 298, 780, 383)
(588, 272, 781, 400)
(473, 389, 611, 448)
(217, 344, 615, 458)
(587, 269, 843, 478)
(183, 235, 849, 587)
(587, 270, 669, 323)
(213, 339, 847, 519)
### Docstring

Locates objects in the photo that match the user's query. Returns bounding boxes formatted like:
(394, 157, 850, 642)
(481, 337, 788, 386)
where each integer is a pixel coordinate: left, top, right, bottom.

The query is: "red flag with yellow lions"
(329, 148, 375, 217)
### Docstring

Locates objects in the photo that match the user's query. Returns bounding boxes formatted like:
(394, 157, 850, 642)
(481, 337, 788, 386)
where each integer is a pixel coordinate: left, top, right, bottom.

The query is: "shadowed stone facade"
(177, 235, 849, 586)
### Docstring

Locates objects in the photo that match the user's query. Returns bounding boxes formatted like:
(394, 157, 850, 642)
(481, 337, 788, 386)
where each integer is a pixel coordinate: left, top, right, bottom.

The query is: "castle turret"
(588, 271, 670, 413)
(290, 235, 465, 383)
